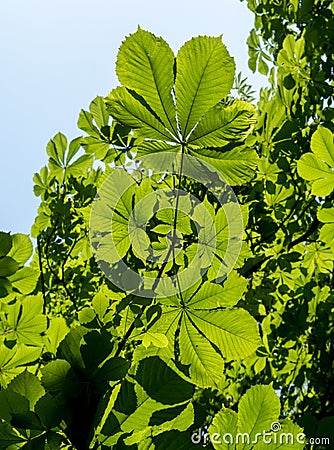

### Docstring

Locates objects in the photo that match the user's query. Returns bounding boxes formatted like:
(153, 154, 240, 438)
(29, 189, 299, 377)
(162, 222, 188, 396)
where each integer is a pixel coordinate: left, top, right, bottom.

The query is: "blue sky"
(0, 0, 265, 235)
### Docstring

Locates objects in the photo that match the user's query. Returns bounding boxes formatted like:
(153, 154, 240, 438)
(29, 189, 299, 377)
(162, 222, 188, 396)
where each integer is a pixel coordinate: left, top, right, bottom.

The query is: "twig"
(37, 235, 47, 314)
(114, 145, 186, 356)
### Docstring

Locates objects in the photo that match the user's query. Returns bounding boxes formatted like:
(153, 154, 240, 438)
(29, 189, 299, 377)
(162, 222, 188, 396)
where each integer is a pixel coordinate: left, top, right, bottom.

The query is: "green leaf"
(57, 326, 87, 370)
(81, 136, 110, 160)
(0, 256, 19, 277)
(210, 385, 285, 450)
(219, 271, 248, 307)
(78, 306, 96, 324)
(90, 96, 109, 129)
(66, 154, 94, 178)
(80, 330, 114, 371)
(19, 434, 47, 449)
(116, 27, 177, 135)
(253, 419, 305, 449)
(237, 385, 280, 450)
(105, 86, 171, 140)
(96, 357, 130, 384)
(0, 232, 12, 257)
(136, 141, 180, 157)
(77, 109, 100, 137)
(0, 276, 12, 298)
(135, 356, 194, 405)
(258, 54, 269, 75)
(7, 371, 45, 409)
(149, 404, 187, 427)
(141, 332, 168, 349)
(0, 345, 41, 388)
(8, 267, 39, 295)
(311, 126, 334, 166)
(0, 390, 29, 422)
(319, 222, 334, 248)
(297, 126, 334, 196)
(179, 315, 224, 388)
(185, 281, 225, 309)
(7, 295, 47, 345)
(189, 101, 256, 147)
(175, 35, 235, 137)
(152, 430, 198, 449)
(41, 360, 71, 394)
(45, 317, 69, 355)
(209, 409, 237, 450)
(10, 411, 44, 431)
(92, 290, 110, 319)
(46, 432, 64, 450)
(33, 166, 50, 198)
(35, 393, 64, 429)
(190, 146, 258, 185)
(99, 382, 168, 445)
(188, 308, 260, 360)
(0, 423, 25, 448)
(125, 404, 194, 445)
(297, 154, 334, 196)
(46, 132, 67, 165)
(66, 136, 82, 163)
(90, 169, 135, 263)
(318, 207, 334, 223)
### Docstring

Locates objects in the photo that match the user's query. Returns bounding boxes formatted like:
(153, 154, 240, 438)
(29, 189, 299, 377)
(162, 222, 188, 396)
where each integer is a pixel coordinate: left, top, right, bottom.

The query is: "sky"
(0, 0, 266, 235)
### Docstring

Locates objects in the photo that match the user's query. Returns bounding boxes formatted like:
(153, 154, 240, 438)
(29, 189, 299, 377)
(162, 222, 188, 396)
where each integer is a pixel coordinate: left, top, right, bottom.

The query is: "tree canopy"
(0, 1, 333, 449)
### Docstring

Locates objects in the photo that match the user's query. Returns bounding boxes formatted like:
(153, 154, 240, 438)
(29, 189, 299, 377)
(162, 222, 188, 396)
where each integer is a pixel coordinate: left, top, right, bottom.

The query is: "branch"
(288, 218, 320, 249)
(114, 146, 186, 357)
(45, 225, 78, 311)
(37, 235, 47, 314)
(242, 255, 271, 278)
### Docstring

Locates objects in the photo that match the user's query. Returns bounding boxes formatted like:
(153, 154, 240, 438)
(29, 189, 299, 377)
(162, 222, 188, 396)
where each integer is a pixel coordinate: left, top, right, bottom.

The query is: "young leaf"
(8, 267, 39, 295)
(237, 385, 280, 449)
(189, 101, 256, 147)
(90, 96, 109, 129)
(179, 316, 224, 388)
(105, 86, 171, 141)
(297, 126, 334, 196)
(189, 146, 258, 185)
(0, 345, 41, 388)
(175, 35, 235, 137)
(46, 132, 67, 165)
(188, 308, 260, 360)
(116, 27, 177, 135)
(7, 295, 47, 345)
(45, 317, 69, 355)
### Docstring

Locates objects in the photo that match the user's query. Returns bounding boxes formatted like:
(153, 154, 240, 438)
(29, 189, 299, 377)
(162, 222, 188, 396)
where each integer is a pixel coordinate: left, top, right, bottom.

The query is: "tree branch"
(37, 235, 47, 314)
(114, 146, 186, 357)
(288, 218, 320, 250)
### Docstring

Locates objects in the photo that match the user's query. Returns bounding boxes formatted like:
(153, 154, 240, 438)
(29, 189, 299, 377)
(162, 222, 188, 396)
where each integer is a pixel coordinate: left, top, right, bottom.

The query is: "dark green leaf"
(135, 356, 194, 405)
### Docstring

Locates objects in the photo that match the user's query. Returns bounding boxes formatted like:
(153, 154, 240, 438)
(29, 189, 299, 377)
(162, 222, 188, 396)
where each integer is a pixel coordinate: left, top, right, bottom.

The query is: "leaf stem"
(114, 145, 186, 356)
(37, 235, 47, 314)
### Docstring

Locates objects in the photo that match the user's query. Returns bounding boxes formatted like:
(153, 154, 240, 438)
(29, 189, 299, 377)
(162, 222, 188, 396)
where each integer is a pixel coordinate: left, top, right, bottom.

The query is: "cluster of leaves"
(0, 1, 333, 447)
(239, 0, 334, 444)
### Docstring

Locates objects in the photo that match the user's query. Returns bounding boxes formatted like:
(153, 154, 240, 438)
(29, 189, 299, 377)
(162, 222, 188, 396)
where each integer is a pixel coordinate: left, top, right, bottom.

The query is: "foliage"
(1, 2, 334, 447)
